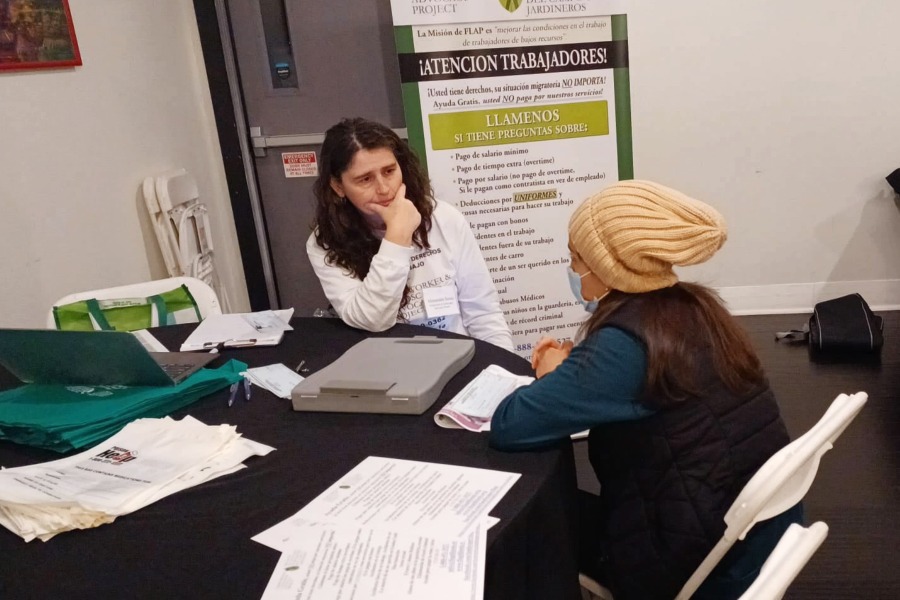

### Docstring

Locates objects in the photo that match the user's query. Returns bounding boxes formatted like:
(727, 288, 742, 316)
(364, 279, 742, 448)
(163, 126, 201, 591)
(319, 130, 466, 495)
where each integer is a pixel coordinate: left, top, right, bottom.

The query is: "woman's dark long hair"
(580, 282, 765, 408)
(312, 118, 434, 314)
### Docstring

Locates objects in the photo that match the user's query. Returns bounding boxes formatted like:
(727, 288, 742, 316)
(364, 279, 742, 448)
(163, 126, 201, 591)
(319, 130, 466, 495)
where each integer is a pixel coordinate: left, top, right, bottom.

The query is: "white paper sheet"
(0, 416, 275, 541)
(260, 520, 487, 600)
(243, 309, 295, 332)
(434, 365, 533, 432)
(253, 456, 520, 550)
(180, 309, 295, 351)
(241, 364, 305, 399)
(433, 366, 590, 439)
(131, 329, 169, 352)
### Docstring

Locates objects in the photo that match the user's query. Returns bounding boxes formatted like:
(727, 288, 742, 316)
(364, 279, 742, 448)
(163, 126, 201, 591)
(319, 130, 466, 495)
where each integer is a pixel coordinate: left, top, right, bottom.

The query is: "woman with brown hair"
(490, 180, 801, 599)
(307, 118, 512, 349)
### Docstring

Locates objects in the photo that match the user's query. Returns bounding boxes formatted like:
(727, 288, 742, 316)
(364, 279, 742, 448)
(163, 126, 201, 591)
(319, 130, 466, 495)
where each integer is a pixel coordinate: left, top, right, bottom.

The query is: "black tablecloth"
(0, 318, 580, 600)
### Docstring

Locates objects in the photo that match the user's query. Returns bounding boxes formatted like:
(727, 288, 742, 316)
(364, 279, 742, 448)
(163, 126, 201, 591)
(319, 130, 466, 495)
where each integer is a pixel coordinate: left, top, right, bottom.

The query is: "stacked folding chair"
(142, 169, 230, 312)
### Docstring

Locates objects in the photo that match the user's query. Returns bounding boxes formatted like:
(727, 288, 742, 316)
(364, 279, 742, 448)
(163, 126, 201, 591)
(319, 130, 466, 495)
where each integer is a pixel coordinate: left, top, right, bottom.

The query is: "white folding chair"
(580, 391, 867, 600)
(579, 573, 614, 600)
(47, 276, 222, 329)
(737, 522, 829, 600)
(142, 169, 230, 312)
(142, 175, 183, 279)
(673, 391, 866, 599)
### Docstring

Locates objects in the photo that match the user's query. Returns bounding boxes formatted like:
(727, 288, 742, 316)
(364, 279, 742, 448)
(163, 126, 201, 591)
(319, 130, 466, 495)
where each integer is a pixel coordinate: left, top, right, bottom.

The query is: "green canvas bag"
(52, 285, 202, 332)
(0, 359, 246, 452)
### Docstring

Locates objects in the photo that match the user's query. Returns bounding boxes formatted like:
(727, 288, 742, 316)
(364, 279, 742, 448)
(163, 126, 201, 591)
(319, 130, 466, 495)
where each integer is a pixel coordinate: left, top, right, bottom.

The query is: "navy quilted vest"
(586, 300, 790, 599)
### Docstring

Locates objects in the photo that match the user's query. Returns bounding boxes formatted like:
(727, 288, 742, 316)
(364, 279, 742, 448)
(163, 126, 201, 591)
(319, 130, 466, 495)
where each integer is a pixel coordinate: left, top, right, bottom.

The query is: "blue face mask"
(567, 266, 600, 313)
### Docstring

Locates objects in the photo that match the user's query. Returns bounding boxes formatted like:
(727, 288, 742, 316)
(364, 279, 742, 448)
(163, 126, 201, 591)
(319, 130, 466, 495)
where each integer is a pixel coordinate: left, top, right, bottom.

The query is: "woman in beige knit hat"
(490, 181, 801, 600)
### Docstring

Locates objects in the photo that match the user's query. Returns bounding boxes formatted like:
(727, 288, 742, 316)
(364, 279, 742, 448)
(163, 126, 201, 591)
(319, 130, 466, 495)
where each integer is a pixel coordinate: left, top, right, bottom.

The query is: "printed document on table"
(243, 309, 294, 332)
(241, 363, 304, 399)
(260, 520, 487, 600)
(0, 416, 274, 514)
(131, 329, 168, 352)
(252, 456, 520, 551)
(434, 366, 589, 439)
(435, 365, 533, 432)
(180, 309, 295, 351)
(0, 419, 222, 510)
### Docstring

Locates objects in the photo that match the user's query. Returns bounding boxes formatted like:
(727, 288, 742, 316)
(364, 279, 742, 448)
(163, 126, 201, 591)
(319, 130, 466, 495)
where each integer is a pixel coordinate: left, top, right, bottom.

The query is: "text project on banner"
(390, 0, 633, 355)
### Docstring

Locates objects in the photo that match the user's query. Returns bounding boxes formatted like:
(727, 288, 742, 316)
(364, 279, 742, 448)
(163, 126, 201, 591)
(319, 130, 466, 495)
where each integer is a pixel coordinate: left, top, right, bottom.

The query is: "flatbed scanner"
(291, 336, 475, 415)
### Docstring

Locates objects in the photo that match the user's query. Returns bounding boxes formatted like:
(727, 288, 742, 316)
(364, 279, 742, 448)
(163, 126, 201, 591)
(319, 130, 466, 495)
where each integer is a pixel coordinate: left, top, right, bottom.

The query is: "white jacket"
(307, 200, 513, 350)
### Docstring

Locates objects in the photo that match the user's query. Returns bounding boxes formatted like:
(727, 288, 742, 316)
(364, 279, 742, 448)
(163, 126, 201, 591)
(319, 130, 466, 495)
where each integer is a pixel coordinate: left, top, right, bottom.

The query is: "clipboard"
(180, 313, 287, 351)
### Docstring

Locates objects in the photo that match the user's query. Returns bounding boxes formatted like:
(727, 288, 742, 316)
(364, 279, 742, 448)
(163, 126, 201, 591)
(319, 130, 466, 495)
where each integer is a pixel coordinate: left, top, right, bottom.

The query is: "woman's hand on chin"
(372, 184, 421, 247)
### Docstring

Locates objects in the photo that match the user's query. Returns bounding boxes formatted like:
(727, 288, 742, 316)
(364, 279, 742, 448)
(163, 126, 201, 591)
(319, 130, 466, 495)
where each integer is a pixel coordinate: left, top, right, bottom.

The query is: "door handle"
(250, 126, 409, 157)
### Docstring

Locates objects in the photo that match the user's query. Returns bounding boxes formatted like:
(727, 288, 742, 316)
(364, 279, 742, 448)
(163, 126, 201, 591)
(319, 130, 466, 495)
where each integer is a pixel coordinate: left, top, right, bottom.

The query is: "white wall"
(0, 0, 249, 328)
(628, 0, 900, 312)
(1, 1, 898, 327)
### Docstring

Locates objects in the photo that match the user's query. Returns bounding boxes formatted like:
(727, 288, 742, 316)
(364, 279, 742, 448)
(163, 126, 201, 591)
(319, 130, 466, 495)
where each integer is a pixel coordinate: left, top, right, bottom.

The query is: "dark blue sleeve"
(489, 326, 654, 451)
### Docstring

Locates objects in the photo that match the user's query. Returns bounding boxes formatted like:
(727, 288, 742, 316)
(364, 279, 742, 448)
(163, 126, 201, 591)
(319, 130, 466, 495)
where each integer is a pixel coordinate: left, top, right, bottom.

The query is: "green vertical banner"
(389, 0, 632, 355)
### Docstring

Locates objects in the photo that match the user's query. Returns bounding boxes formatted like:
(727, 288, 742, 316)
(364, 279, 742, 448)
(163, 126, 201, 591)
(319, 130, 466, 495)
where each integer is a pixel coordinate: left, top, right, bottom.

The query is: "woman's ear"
(329, 177, 345, 199)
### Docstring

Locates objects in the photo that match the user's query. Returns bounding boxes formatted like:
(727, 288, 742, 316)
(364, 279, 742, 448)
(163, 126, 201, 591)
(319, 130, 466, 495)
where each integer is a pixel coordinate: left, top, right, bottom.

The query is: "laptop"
(0, 328, 217, 387)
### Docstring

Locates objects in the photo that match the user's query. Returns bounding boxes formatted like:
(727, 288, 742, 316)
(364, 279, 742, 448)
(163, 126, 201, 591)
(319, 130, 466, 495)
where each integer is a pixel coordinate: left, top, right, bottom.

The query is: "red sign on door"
(282, 151, 318, 178)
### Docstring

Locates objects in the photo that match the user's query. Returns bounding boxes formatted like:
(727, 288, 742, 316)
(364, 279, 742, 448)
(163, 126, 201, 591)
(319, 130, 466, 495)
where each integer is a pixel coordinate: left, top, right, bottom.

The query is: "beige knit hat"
(568, 180, 727, 293)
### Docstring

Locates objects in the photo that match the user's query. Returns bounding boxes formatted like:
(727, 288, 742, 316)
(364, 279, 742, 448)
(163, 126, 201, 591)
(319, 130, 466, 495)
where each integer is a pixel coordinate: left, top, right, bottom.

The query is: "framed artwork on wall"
(0, 0, 81, 72)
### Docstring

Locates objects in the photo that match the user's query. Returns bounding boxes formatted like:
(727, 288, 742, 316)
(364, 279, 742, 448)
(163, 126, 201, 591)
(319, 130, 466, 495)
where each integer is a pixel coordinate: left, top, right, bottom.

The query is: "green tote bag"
(52, 285, 202, 332)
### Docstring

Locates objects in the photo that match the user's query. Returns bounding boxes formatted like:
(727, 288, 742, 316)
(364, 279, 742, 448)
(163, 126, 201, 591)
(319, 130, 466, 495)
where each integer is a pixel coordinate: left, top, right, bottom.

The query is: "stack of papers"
(435, 366, 590, 440)
(435, 365, 534, 432)
(254, 456, 520, 600)
(0, 360, 246, 453)
(180, 309, 294, 351)
(0, 415, 274, 542)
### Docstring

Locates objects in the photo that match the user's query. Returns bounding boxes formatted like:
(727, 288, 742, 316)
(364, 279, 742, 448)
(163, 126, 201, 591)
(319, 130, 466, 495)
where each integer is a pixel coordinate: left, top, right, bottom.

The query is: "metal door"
(224, 0, 405, 312)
